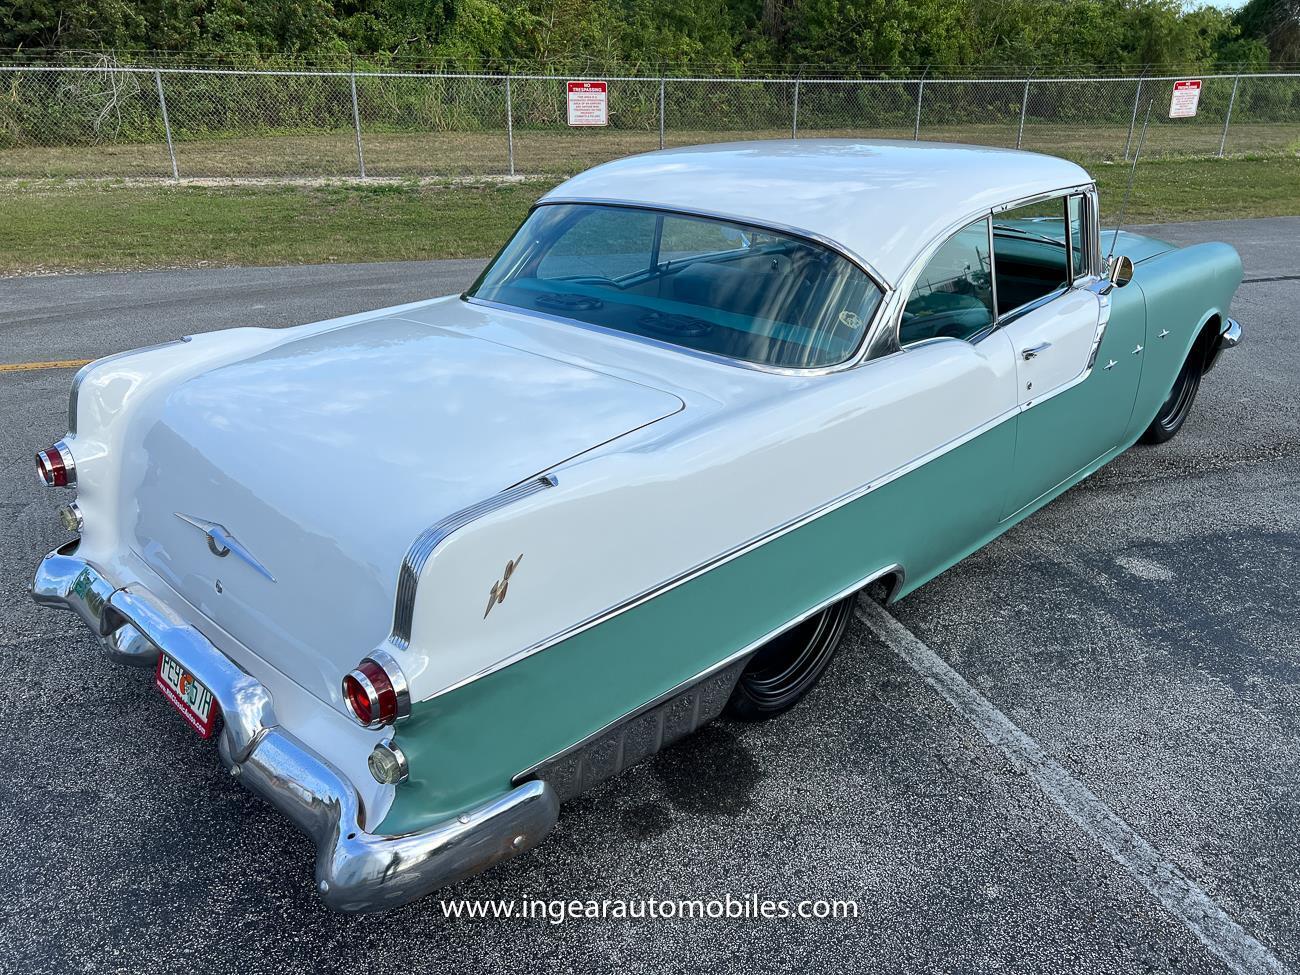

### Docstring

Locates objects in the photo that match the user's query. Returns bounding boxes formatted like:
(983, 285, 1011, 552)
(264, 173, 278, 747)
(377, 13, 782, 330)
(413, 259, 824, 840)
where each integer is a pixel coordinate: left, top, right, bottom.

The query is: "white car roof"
(542, 140, 1094, 288)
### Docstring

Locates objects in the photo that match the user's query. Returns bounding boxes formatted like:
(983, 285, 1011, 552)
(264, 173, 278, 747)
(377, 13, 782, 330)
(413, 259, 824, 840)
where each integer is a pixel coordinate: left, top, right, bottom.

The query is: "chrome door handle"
(1021, 342, 1052, 360)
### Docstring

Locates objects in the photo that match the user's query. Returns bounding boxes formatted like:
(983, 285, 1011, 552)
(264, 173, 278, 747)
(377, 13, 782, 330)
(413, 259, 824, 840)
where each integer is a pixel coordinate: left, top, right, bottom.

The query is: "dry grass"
(3, 154, 1297, 276)
(1, 122, 1296, 179)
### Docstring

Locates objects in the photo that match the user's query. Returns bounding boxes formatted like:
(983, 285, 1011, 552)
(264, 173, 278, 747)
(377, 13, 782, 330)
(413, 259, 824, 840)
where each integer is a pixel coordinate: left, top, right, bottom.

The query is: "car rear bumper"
(30, 541, 559, 912)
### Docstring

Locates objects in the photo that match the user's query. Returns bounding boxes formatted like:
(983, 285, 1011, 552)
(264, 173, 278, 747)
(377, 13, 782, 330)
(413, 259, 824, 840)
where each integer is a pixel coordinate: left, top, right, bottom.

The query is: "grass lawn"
(2, 123, 1296, 180)
(1, 154, 1297, 275)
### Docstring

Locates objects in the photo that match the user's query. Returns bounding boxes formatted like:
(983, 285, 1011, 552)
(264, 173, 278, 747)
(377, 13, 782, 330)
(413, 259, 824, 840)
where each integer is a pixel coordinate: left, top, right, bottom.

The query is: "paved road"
(1, 219, 1296, 974)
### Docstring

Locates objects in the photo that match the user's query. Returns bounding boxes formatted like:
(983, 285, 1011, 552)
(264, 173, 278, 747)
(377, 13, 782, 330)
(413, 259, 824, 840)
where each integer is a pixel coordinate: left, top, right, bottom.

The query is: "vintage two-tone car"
(31, 141, 1242, 911)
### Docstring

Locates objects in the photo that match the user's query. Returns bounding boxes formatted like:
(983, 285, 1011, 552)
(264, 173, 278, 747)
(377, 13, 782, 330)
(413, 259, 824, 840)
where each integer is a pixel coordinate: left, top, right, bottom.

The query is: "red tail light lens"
(342, 653, 410, 728)
(36, 442, 75, 488)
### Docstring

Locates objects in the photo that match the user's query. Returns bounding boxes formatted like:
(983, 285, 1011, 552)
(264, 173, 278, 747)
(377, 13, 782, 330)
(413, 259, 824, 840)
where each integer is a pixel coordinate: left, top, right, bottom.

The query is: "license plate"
(155, 652, 218, 739)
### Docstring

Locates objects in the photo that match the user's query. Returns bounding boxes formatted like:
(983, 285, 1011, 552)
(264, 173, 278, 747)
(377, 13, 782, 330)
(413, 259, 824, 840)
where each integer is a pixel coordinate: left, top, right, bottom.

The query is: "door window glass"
(900, 217, 995, 345)
(992, 198, 1069, 315)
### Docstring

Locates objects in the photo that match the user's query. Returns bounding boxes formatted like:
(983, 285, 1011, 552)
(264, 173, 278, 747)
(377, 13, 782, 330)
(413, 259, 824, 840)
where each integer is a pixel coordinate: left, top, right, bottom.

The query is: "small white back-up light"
(368, 740, 409, 785)
(56, 502, 83, 532)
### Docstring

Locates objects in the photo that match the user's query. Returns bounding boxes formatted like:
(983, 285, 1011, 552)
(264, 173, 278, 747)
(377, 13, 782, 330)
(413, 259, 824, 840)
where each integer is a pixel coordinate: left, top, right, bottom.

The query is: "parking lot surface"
(1, 218, 1296, 974)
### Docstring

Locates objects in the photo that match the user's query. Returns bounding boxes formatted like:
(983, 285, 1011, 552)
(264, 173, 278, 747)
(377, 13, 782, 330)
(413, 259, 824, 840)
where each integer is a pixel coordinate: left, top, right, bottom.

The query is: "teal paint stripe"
(379, 418, 1017, 834)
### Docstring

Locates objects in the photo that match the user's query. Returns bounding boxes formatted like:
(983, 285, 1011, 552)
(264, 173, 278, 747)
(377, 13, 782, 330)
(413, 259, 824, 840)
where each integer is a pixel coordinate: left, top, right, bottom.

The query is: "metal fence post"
(1218, 75, 1241, 158)
(505, 75, 515, 176)
(1016, 78, 1031, 149)
(914, 69, 928, 141)
(791, 77, 800, 139)
(659, 78, 665, 150)
(154, 70, 179, 180)
(350, 73, 365, 177)
(1123, 75, 1145, 161)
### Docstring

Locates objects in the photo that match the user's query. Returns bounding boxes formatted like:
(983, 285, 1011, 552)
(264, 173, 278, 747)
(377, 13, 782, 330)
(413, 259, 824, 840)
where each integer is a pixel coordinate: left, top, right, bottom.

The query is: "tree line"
(2, 0, 1297, 74)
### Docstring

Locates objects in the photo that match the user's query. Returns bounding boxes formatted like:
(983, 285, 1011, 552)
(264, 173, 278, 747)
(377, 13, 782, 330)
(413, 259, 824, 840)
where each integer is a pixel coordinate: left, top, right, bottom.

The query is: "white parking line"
(854, 597, 1290, 975)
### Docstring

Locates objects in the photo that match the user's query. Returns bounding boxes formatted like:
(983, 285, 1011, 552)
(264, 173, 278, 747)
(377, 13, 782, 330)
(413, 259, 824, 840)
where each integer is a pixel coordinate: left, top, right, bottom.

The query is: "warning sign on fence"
(1169, 79, 1202, 118)
(567, 81, 609, 126)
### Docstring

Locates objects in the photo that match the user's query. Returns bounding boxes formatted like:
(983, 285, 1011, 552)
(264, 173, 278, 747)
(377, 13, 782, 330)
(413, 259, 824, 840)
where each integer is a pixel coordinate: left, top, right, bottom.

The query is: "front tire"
(1140, 335, 1207, 444)
(726, 595, 855, 721)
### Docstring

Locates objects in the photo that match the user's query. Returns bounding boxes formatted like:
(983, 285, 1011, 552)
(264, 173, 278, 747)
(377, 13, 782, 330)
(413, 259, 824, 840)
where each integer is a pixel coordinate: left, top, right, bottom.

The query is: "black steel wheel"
(726, 595, 855, 720)
(1140, 335, 1207, 445)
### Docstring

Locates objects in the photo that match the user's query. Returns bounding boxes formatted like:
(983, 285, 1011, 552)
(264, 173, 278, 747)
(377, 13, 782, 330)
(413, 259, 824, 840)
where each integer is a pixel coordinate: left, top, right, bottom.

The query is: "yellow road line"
(0, 358, 94, 374)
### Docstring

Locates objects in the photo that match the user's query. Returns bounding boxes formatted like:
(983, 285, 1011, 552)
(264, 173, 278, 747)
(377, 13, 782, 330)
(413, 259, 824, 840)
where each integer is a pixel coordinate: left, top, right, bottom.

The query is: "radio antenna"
(1108, 98, 1153, 264)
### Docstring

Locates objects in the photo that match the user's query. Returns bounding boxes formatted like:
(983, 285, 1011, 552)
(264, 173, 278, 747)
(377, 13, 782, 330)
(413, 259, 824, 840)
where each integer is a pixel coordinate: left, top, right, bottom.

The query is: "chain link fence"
(1, 65, 1297, 179)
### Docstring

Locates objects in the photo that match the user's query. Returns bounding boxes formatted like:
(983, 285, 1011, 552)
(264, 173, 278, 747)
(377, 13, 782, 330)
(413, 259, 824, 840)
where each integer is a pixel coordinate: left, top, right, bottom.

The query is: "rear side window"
(900, 217, 995, 345)
(992, 198, 1070, 315)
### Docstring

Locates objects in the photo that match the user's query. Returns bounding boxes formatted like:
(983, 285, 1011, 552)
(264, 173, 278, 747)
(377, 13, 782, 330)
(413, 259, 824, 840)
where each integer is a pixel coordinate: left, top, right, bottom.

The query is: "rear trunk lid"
(128, 313, 683, 706)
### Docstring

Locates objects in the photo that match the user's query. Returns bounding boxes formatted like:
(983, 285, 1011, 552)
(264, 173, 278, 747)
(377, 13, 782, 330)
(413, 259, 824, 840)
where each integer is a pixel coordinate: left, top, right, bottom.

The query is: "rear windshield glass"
(467, 203, 884, 369)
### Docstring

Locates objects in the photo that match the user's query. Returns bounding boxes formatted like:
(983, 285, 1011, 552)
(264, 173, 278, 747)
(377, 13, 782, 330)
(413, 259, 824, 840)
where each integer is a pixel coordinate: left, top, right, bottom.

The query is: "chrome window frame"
(885, 181, 1098, 354)
(465, 197, 895, 377)
(990, 193, 1071, 325)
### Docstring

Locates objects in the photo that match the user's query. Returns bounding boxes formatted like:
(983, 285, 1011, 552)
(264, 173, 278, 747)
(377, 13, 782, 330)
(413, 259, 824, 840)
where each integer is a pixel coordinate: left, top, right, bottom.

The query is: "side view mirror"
(1107, 254, 1135, 289)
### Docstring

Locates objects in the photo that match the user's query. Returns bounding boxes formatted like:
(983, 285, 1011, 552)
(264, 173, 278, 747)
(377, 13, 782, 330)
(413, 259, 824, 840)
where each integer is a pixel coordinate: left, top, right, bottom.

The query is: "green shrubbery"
(0, 0, 1287, 75)
(1, 0, 1295, 152)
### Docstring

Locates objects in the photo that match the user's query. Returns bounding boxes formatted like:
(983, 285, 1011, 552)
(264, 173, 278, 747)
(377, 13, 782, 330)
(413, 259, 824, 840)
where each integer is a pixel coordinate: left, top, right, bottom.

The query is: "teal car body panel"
(378, 235, 1243, 835)
(379, 418, 1019, 832)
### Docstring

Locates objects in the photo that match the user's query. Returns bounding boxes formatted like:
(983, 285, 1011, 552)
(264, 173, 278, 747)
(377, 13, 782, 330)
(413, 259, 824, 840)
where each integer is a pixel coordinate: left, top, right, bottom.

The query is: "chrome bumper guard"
(1206, 317, 1242, 373)
(30, 542, 559, 912)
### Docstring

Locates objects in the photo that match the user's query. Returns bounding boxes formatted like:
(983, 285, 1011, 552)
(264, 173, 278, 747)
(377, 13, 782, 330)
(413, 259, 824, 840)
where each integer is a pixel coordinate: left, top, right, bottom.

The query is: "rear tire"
(1140, 333, 1208, 445)
(726, 595, 855, 721)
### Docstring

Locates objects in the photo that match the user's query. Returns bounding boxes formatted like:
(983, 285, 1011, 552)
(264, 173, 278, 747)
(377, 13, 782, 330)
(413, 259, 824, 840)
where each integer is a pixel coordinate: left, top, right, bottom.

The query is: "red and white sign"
(1169, 79, 1202, 119)
(567, 81, 608, 126)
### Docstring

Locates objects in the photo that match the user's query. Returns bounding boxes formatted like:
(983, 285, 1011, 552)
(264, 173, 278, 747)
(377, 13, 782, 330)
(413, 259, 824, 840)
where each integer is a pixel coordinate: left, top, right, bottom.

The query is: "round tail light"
(342, 651, 410, 728)
(36, 441, 76, 488)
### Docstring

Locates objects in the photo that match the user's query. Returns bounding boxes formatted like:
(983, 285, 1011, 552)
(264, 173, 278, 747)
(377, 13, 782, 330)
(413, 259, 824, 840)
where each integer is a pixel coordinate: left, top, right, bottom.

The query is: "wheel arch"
(874, 565, 907, 604)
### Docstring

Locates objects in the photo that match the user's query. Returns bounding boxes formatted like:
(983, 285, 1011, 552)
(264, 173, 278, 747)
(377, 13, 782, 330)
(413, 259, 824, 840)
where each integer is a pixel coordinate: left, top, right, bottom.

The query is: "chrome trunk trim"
(388, 473, 558, 649)
(67, 336, 191, 435)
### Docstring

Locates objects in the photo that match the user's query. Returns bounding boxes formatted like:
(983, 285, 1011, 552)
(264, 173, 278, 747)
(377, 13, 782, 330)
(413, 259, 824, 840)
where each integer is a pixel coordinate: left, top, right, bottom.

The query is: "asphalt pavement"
(0, 217, 1296, 974)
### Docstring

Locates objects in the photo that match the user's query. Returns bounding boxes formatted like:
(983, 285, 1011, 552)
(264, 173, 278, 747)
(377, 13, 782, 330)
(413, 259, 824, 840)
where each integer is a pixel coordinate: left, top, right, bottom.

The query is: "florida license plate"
(156, 652, 218, 739)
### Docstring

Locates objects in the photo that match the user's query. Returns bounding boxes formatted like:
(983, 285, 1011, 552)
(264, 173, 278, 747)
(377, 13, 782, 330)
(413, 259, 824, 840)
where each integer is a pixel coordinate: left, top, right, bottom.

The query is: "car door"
(891, 213, 1022, 571)
(996, 192, 1146, 519)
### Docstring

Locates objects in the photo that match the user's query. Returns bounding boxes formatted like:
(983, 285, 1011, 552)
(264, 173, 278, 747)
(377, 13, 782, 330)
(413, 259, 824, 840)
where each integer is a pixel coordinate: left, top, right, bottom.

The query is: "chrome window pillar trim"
(29, 542, 558, 913)
(990, 182, 1096, 214)
(1087, 188, 1103, 278)
(418, 402, 1021, 704)
(987, 214, 1000, 321)
(1065, 197, 1075, 283)
(67, 336, 192, 435)
(511, 563, 905, 790)
(388, 474, 558, 650)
